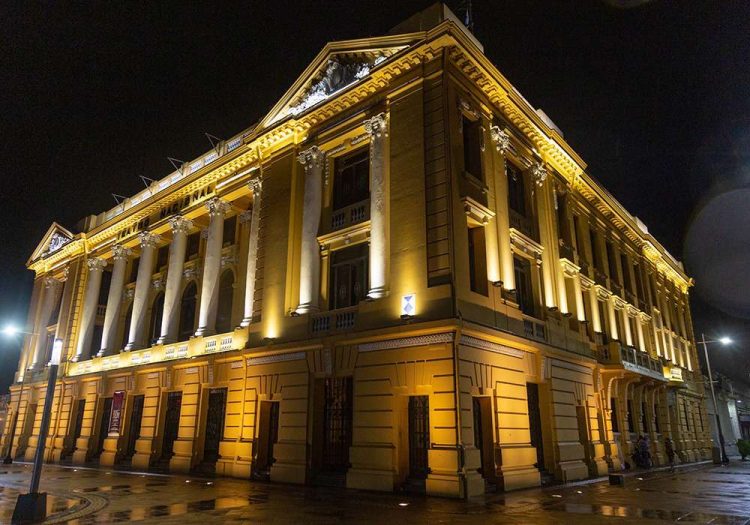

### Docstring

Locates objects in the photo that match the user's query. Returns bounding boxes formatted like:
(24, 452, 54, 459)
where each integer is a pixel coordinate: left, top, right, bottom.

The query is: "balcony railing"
(310, 306, 358, 336)
(67, 331, 244, 377)
(601, 342, 666, 381)
(559, 240, 575, 262)
(510, 210, 536, 240)
(330, 200, 369, 232)
(96, 304, 107, 317)
(522, 317, 546, 342)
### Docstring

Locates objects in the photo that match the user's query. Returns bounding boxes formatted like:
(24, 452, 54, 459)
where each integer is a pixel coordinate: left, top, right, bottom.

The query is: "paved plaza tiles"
(0, 461, 749, 523)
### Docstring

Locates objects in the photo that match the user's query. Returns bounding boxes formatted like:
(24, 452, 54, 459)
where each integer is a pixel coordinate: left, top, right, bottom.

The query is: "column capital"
(531, 161, 548, 187)
(87, 258, 107, 272)
(490, 124, 510, 154)
(249, 176, 262, 195)
(205, 197, 231, 218)
(168, 215, 193, 235)
(297, 145, 325, 170)
(138, 231, 161, 249)
(238, 209, 253, 224)
(363, 112, 388, 139)
(112, 245, 132, 261)
(43, 275, 62, 289)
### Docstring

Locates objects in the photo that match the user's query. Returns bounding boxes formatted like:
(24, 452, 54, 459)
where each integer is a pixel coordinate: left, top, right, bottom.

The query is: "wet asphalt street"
(0, 460, 749, 523)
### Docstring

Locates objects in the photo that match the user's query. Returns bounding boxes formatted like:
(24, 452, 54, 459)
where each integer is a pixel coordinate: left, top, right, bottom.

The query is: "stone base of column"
(194, 327, 215, 338)
(294, 303, 319, 315)
(156, 336, 176, 345)
(123, 342, 142, 352)
(99, 437, 122, 467)
(366, 287, 388, 300)
(240, 317, 252, 328)
(169, 438, 196, 473)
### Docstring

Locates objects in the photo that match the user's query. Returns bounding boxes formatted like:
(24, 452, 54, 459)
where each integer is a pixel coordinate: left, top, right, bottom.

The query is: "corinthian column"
(532, 163, 561, 311)
(125, 232, 160, 350)
(195, 198, 231, 336)
(490, 125, 515, 291)
(241, 178, 262, 327)
(30, 276, 63, 369)
(99, 245, 131, 356)
(157, 216, 193, 344)
(73, 258, 106, 361)
(296, 145, 325, 313)
(364, 113, 389, 299)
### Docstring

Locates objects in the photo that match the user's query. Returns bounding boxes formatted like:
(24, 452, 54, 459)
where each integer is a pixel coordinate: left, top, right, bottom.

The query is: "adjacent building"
(1, 4, 711, 497)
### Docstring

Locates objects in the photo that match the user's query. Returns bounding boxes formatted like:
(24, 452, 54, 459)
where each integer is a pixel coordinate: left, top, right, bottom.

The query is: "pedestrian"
(639, 435, 652, 468)
(665, 437, 675, 472)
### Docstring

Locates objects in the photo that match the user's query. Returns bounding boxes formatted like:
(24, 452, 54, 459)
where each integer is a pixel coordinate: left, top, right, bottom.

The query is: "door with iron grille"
(526, 383, 545, 470)
(322, 377, 353, 472)
(408, 396, 430, 479)
(96, 397, 113, 457)
(126, 395, 144, 458)
(203, 388, 227, 464)
(161, 392, 182, 459)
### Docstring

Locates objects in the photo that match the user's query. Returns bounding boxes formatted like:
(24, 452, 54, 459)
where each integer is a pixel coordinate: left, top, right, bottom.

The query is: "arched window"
(149, 292, 165, 345)
(178, 282, 197, 342)
(215, 271, 234, 334)
(120, 303, 133, 350)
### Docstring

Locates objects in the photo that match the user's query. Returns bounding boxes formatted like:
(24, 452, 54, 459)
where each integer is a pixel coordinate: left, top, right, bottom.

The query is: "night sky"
(1, 1, 748, 392)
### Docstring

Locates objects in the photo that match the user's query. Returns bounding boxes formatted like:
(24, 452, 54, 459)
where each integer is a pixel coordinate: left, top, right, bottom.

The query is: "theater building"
(1, 4, 711, 497)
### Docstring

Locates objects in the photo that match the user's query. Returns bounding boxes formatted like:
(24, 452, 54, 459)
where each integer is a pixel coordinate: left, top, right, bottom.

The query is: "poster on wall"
(108, 390, 125, 436)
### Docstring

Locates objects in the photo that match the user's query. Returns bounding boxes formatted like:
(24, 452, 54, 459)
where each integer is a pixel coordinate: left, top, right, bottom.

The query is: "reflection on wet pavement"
(0, 461, 749, 523)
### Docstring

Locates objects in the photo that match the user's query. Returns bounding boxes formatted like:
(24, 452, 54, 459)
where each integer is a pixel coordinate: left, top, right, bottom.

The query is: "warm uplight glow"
(719, 336, 732, 345)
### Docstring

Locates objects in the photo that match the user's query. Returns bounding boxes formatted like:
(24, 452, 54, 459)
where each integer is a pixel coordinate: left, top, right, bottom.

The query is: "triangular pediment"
(28, 223, 75, 264)
(260, 34, 420, 128)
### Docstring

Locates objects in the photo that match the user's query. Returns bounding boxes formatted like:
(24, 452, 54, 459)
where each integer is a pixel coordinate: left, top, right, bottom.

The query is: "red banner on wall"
(108, 391, 125, 436)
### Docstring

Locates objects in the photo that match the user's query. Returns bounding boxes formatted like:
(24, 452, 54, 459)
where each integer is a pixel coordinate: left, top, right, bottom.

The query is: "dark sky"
(1, 0, 748, 391)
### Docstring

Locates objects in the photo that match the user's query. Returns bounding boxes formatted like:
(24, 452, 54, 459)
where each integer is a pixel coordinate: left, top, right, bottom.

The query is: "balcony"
(330, 200, 369, 232)
(66, 330, 245, 377)
(601, 343, 666, 381)
(510, 210, 536, 241)
(522, 317, 546, 343)
(559, 239, 576, 263)
(310, 306, 358, 336)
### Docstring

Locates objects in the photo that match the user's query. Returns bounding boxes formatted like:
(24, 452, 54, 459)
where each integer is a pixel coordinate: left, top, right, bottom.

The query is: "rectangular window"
(589, 229, 601, 270)
(223, 215, 237, 246)
(98, 270, 112, 305)
(329, 243, 368, 310)
(333, 150, 369, 211)
(128, 257, 140, 284)
(634, 262, 646, 303)
(513, 256, 534, 316)
(507, 163, 526, 216)
(186, 232, 200, 260)
(621, 253, 632, 292)
(462, 116, 483, 180)
(556, 193, 569, 243)
(468, 226, 488, 296)
(156, 245, 169, 270)
(606, 241, 619, 283)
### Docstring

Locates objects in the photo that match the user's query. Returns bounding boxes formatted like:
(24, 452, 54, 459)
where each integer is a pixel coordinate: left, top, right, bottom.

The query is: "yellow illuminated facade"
(2, 5, 710, 497)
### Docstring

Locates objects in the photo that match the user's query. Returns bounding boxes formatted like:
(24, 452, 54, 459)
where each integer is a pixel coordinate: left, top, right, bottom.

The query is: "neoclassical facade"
(2, 4, 711, 497)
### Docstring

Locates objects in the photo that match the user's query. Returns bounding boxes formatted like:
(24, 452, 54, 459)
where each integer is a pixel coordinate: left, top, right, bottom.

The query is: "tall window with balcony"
(332, 150, 369, 231)
(329, 243, 368, 310)
(507, 162, 534, 239)
(556, 193, 574, 261)
(605, 241, 621, 294)
(513, 256, 535, 316)
(215, 271, 234, 334)
(149, 292, 165, 345)
(467, 225, 488, 296)
(462, 116, 483, 181)
(178, 282, 197, 342)
(186, 232, 200, 261)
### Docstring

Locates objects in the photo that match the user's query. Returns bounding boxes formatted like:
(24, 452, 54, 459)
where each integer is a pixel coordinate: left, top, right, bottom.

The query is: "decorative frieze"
(459, 335, 525, 358)
(358, 333, 454, 353)
(247, 351, 306, 366)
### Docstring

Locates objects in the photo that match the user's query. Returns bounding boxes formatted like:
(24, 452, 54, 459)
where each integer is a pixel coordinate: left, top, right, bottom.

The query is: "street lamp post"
(699, 333, 731, 464)
(11, 337, 63, 524)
